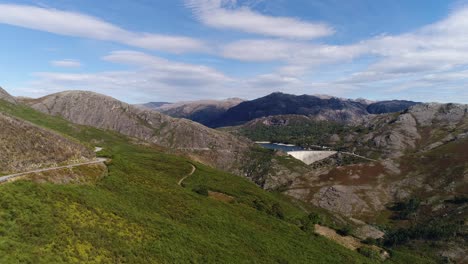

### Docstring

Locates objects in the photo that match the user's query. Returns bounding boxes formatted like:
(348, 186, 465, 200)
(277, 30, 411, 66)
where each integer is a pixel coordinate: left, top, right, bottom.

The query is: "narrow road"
(0, 158, 107, 184)
(340, 152, 378, 162)
(178, 164, 196, 186)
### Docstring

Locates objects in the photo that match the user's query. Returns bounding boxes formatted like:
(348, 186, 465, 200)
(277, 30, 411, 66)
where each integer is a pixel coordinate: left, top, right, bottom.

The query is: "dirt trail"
(178, 164, 196, 186)
(314, 224, 363, 250)
(0, 158, 107, 184)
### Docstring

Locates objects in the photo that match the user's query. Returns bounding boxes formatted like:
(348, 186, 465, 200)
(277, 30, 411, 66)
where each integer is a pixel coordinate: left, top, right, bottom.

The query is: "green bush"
(358, 246, 381, 261)
(389, 198, 420, 220)
(192, 186, 208, 196)
(300, 213, 321, 233)
(270, 203, 285, 220)
(337, 225, 353, 236)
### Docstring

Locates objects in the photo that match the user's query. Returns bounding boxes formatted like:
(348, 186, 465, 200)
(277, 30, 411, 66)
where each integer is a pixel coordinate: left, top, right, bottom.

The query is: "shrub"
(192, 186, 208, 196)
(270, 203, 285, 220)
(389, 198, 420, 220)
(253, 199, 268, 212)
(307, 213, 321, 224)
(337, 225, 353, 236)
(358, 246, 381, 261)
(362, 237, 378, 245)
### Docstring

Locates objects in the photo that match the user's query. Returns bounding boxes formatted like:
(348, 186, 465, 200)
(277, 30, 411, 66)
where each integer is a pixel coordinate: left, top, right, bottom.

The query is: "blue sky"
(1, 0, 468, 103)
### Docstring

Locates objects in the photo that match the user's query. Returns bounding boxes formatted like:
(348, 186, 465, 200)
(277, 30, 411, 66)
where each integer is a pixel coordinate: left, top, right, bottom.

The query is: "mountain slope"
(0, 101, 93, 175)
(26, 91, 251, 173)
(229, 103, 466, 261)
(143, 98, 244, 126)
(0, 86, 16, 104)
(211, 92, 370, 127)
(0, 96, 377, 263)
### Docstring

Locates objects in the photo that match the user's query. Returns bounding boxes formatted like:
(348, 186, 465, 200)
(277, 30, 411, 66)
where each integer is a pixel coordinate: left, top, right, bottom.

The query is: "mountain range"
(142, 92, 420, 128)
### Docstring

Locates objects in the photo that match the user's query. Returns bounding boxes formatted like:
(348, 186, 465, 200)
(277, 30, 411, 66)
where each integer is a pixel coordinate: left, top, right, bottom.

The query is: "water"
(258, 143, 304, 152)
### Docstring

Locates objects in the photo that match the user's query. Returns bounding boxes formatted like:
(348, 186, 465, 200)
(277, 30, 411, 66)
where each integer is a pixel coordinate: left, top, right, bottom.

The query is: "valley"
(0, 91, 380, 263)
(1, 2, 467, 263)
(0, 88, 465, 263)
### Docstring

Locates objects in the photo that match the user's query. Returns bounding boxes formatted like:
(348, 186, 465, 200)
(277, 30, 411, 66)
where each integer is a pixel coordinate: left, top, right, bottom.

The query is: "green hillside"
(0, 100, 382, 263)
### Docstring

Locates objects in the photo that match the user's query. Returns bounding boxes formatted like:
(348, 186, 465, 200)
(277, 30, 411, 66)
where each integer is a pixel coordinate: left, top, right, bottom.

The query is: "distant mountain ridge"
(142, 92, 421, 127)
(366, 100, 420, 114)
(141, 98, 244, 126)
(140, 102, 171, 108)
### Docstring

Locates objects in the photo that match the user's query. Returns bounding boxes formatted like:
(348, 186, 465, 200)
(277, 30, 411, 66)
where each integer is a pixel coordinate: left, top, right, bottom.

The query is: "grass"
(0, 100, 376, 263)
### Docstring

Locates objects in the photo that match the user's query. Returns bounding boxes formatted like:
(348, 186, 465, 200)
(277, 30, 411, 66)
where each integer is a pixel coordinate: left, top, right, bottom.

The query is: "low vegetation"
(0, 100, 375, 263)
(234, 117, 348, 147)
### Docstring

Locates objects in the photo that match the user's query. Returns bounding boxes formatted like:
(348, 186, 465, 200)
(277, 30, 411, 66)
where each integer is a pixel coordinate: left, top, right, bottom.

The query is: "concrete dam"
(287, 151, 337, 165)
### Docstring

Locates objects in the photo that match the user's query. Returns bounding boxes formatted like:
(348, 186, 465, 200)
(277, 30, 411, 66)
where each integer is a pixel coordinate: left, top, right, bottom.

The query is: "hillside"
(23, 90, 311, 187)
(210, 93, 370, 127)
(142, 98, 244, 126)
(228, 103, 467, 262)
(0, 99, 93, 175)
(25, 91, 251, 174)
(228, 115, 349, 148)
(0, 86, 16, 104)
(366, 100, 420, 114)
(0, 97, 384, 263)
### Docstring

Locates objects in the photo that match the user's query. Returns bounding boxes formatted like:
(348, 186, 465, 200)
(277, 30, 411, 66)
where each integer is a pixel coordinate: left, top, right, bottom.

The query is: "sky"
(1, 0, 468, 103)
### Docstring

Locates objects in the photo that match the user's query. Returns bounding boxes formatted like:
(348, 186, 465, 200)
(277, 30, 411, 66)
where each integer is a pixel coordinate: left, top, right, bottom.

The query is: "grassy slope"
(0, 100, 377, 263)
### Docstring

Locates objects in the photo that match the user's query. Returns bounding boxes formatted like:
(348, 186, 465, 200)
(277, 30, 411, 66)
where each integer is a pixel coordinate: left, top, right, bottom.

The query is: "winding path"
(178, 164, 196, 186)
(0, 158, 107, 184)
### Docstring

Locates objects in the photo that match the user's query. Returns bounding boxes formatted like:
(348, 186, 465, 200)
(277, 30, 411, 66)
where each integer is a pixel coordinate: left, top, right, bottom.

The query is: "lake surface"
(258, 143, 304, 152)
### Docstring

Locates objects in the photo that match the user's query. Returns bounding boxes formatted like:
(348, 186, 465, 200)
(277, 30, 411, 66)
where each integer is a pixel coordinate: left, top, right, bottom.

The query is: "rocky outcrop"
(0, 87, 16, 104)
(284, 103, 468, 219)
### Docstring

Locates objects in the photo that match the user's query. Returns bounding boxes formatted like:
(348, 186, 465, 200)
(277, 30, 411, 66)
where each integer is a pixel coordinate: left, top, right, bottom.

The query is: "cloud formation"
(6, 2, 468, 103)
(50, 59, 81, 68)
(185, 0, 334, 39)
(219, 4, 468, 101)
(0, 4, 205, 53)
(25, 51, 234, 102)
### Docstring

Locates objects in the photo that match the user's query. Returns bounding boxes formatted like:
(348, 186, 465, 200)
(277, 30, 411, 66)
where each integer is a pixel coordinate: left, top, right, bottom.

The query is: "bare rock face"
(0, 87, 16, 104)
(27, 91, 251, 173)
(370, 112, 421, 157)
(313, 185, 379, 216)
(287, 102, 468, 219)
(410, 103, 468, 126)
(0, 112, 94, 174)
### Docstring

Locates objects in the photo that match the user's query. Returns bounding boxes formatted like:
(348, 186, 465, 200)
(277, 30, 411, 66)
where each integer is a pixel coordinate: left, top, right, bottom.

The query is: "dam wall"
(287, 151, 337, 165)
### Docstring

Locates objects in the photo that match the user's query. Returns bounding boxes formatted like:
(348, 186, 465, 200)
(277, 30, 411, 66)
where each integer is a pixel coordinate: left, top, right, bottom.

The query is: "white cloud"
(24, 51, 234, 102)
(0, 4, 205, 53)
(185, 0, 334, 39)
(222, 39, 364, 64)
(218, 5, 468, 102)
(50, 59, 81, 68)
